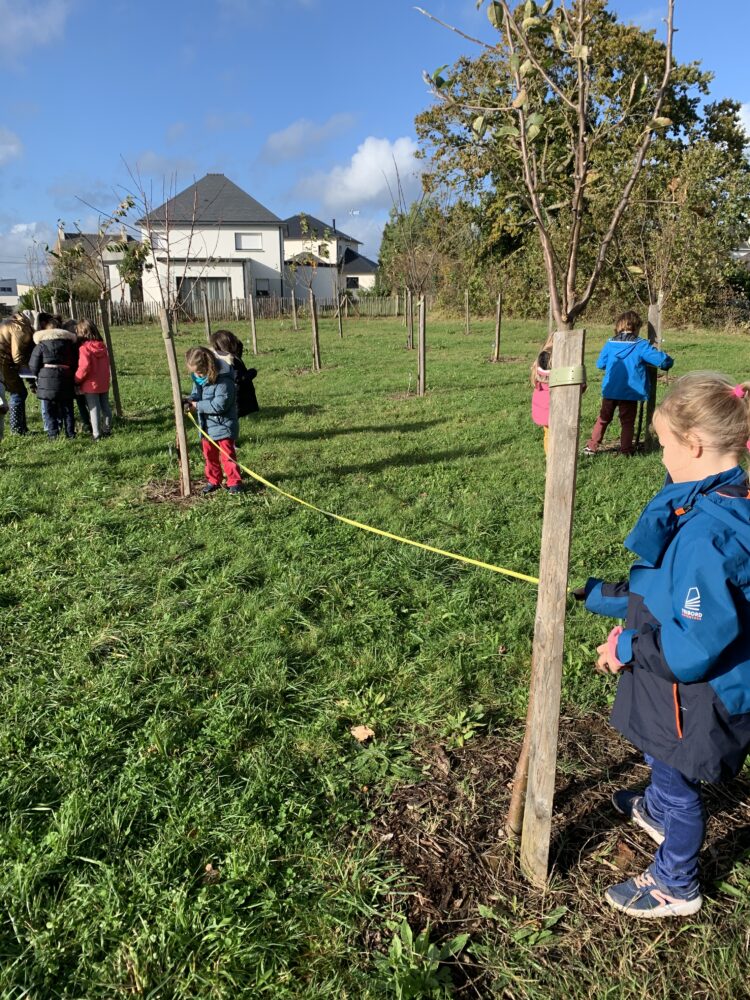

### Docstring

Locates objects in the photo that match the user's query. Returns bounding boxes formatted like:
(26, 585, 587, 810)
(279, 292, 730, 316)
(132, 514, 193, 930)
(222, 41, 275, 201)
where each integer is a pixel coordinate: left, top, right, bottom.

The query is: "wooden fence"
(57, 294, 422, 327)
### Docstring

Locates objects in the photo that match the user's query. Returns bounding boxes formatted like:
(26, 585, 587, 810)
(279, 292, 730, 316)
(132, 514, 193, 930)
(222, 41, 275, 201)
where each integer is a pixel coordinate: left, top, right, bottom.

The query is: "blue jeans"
(40, 398, 76, 439)
(643, 754, 704, 891)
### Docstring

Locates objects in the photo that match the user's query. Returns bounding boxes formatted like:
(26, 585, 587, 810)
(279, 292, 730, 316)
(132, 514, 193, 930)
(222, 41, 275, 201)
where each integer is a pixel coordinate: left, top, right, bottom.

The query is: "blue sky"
(1, 0, 748, 281)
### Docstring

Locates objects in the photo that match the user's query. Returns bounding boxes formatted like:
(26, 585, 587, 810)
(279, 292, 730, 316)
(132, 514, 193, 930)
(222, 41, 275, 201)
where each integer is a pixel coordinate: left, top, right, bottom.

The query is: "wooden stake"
(417, 294, 426, 397)
(644, 289, 664, 451)
(406, 288, 414, 350)
(309, 287, 321, 372)
(249, 295, 258, 356)
(158, 307, 191, 497)
(98, 299, 123, 419)
(520, 328, 585, 886)
(491, 291, 502, 363)
(202, 289, 211, 342)
(291, 291, 299, 331)
(464, 288, 470, 336)
(336, 293, 344, 339)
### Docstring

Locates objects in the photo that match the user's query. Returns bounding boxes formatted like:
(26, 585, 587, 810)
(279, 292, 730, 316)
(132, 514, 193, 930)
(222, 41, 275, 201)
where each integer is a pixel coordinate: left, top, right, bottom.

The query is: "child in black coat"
(28, 313, 79, 439)
(209, 329, 259, 417)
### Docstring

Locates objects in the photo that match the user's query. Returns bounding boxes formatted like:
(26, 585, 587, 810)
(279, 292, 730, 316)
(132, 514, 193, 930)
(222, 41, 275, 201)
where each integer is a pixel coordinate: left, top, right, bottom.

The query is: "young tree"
(421, 0, 677, 884)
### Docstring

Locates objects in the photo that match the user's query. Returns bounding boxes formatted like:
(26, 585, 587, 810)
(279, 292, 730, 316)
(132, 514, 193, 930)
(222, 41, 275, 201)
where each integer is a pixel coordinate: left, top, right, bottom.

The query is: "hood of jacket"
(81, 340, 108, 357)
(625, 465, 749, 566)
(33, 329, 77, 345)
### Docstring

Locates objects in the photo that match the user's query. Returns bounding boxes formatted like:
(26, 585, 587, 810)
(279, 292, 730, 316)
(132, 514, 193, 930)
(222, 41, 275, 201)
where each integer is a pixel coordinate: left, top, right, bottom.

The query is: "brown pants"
(586, 398, 638, 455)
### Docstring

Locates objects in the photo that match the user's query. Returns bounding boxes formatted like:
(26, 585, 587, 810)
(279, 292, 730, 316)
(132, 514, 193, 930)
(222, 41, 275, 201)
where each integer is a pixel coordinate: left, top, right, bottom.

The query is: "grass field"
(1, 315, 749, 999)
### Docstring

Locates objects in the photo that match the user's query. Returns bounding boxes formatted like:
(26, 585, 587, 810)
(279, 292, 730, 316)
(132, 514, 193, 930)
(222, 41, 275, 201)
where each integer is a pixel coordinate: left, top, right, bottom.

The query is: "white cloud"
(132, 151, 197, 178)
(204, 111, 253, 133)
(297, 135, 422, 216)
(0, 0, 72, 51)
(0, 127, 23, 166)
(166, 122, 187, 143)
(262, 114, 356, 163)
(0, 221, 56, 281)
(740, 103, 750, 142)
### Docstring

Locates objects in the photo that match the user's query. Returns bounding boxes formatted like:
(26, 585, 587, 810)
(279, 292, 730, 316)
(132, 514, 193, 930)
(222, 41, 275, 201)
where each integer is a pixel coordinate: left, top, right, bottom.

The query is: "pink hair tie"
(746, 439, 750, 452)
(732, 385, 746, 398)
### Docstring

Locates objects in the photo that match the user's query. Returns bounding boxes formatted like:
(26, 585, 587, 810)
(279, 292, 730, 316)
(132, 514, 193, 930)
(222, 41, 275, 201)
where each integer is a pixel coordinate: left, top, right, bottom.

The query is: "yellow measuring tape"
(188, 412, 540, 586)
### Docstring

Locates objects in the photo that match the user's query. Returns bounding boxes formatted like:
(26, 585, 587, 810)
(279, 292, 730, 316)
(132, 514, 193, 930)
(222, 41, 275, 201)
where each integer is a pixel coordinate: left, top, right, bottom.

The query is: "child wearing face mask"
(579, 372, 750, 919)
(185, 346, 243, 495)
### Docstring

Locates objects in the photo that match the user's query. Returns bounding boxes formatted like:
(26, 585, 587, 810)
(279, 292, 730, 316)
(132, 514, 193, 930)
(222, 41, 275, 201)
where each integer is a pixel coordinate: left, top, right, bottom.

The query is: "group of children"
(0, 310, 113, 441)
(531, 308, 750, 919)
(184, 329, 259, 494)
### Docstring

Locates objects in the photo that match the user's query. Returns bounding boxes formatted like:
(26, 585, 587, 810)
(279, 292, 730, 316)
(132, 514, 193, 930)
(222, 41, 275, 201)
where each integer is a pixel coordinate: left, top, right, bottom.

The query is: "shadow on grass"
(271, 418, 448, 440)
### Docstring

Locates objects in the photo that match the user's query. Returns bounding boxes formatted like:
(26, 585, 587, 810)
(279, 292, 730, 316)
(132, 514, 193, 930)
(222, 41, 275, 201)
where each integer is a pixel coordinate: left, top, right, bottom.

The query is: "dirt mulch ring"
(368, 713, 750, 993)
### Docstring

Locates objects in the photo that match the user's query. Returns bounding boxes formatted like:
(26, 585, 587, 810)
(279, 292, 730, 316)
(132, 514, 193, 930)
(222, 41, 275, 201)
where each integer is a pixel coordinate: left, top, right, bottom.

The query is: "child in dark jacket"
(185, 346, 243, 495)
(584, 310, 673, 456)
(209, 329, 259, 417)
(28, 313, 78, 439)
(75, 319, 112, 440)
(580, 372, 750, 918)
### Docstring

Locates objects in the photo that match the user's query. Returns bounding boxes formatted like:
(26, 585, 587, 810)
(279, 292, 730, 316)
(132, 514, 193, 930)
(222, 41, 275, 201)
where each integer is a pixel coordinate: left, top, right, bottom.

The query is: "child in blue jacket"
(185, 346, 243, 495)
(581, 372, 750, 918)
(584, 311, 673, 456)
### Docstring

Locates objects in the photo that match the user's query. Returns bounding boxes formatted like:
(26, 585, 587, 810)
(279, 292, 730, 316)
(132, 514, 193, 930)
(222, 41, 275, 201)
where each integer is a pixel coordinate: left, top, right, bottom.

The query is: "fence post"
(249, 295, 258, 355)
(417, 294, 426, 397)
(491, 291, 502, 363)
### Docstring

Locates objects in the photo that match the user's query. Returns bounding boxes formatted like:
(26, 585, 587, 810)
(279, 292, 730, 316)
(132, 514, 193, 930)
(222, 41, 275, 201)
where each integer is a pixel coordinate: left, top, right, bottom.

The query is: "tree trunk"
(290, 291, 298, 331)
(249, 294, 258, 356)
(519, 328, 586, 886)
(464, 288, 470, 336)
(98, 299, 123, 419)
(69, 293, 74, 319)
(643, 288, 664, 451)
(417, 294, 426, 397)
(406, 289, 414, 350)
(403, 287, 408, 327)
(202, 289, 211, 343)
(309, 288, 321, 373)
(491, 291, 502, 363)
(159, 307, 192, 498)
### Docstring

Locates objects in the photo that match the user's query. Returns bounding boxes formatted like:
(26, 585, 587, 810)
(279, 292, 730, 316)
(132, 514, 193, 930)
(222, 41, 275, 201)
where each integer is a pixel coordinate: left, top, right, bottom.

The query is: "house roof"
(340, 247, 378, 275)
(284, 251, 335, 268)
(138, 174, 282, 227)
(59, 232, 139, 254)
(283, 214, 359, 243)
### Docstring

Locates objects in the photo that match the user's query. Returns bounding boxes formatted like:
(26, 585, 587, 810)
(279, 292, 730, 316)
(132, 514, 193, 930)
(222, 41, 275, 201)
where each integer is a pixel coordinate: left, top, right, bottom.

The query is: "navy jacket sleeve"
(28, 344, 43, 377)
(584, 578, 629, 619)
(617, 539, 740, 682)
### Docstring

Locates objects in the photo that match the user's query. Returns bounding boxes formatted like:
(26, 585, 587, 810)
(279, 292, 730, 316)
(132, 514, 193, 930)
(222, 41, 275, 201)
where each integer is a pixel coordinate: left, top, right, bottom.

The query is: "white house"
(0, 278, 30, 310)
(138, 173, 285, 308)
(283, 213, 378, 299)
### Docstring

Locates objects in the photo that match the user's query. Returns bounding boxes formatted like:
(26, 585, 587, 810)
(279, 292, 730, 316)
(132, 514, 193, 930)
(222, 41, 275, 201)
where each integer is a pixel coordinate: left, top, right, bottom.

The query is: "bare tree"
(421, 0, 676, 884)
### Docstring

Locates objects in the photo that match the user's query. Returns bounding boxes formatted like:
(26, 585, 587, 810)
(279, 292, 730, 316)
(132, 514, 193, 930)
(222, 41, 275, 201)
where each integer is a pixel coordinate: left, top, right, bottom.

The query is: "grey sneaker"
(612, 790, 665, 845)
(605, 870, 702, 918)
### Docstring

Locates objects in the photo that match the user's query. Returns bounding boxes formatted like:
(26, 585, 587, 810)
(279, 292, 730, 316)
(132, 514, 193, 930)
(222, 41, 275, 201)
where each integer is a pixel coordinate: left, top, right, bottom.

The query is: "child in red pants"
(185, 346, 243, 494)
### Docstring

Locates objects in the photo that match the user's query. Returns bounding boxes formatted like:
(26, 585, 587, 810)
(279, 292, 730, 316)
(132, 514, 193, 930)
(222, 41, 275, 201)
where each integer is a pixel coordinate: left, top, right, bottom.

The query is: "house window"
(0, 286, 12, 293)
(177, 276, 231, 309)
(346, 276, 360, 289)
(235, 232, 263, 251)
(255, 278, 270, 298)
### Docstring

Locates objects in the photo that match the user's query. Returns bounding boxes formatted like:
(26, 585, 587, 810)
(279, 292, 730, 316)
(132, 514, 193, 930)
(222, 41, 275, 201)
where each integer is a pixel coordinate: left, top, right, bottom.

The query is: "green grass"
(0, 315, 748, 998)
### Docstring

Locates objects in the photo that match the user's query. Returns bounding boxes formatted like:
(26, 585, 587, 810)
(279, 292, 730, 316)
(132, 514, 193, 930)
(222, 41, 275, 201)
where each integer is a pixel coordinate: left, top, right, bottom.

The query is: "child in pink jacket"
(75, 319, 112, 440)
(530, 340, 552, 454)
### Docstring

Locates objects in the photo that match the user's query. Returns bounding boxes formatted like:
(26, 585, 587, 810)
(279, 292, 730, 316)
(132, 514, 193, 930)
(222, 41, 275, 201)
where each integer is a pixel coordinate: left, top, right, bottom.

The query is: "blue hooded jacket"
(189, 358, 239, 442)
(584, 465, 750, 782)
(596, 337, 673, 401)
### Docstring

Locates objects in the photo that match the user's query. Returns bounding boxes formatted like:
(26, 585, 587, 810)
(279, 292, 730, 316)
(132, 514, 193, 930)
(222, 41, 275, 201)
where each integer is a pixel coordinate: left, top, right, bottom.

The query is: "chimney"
(332, 218, 336, 232)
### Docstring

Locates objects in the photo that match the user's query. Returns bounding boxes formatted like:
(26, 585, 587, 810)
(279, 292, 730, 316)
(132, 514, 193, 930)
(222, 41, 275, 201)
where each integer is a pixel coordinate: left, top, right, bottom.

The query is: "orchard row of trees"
(376, 4, 750, 327)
